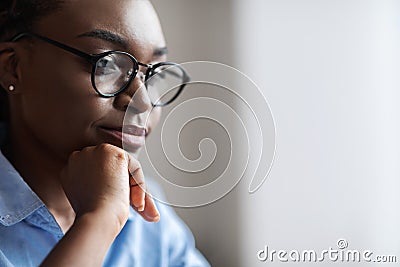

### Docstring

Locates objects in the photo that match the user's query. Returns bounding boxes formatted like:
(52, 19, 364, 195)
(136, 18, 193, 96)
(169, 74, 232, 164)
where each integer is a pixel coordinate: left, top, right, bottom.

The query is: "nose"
(113, 73, 152, 114)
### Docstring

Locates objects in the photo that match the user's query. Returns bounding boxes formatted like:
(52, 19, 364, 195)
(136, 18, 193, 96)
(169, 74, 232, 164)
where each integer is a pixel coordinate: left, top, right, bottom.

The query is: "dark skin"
(0, 0, 166, 265)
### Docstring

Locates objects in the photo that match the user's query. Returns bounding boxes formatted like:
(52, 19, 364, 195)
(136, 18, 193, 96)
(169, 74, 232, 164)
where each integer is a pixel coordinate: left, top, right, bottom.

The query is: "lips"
(122, 125, 147, 136)
(99, 125, 147, 149)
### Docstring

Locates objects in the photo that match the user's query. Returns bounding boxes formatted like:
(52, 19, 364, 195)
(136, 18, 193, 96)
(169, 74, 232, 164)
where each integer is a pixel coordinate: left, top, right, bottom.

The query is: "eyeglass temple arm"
(11, 32, 95, 63)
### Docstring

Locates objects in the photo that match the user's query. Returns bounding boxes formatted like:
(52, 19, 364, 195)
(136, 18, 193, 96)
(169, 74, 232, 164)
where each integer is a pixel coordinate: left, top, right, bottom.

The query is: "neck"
(4, 118, 75, 233)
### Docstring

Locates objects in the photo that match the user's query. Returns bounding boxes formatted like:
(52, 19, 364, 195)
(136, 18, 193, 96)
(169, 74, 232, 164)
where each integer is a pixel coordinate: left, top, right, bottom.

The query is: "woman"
(0, 0, 209, 266)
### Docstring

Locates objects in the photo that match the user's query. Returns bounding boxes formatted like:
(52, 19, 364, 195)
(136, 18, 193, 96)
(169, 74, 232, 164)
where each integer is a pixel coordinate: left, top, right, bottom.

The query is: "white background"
(144, 1, 400, 266)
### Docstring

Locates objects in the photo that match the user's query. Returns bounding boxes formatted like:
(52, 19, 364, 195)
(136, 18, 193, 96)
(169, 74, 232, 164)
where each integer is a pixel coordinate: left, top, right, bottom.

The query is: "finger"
(125, 153, 145, 188)
(142, 192, 160, 222)
(132, 192, 160, 222)
(125, 153, 146, 211)
(130, 175, 145, 211)
(128, 165, 145, 188)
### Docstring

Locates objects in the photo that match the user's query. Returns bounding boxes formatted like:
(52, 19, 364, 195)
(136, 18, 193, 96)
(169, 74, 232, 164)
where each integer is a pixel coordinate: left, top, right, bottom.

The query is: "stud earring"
(8, 85, 15, 91)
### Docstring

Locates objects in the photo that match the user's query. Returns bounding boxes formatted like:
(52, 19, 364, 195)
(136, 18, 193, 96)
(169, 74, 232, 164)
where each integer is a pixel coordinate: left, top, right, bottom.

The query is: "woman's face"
(14, 0, 165, 159)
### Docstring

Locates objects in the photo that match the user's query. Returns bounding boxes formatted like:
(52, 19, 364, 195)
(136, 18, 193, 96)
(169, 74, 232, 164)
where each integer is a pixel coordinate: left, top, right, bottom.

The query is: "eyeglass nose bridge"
(136, 70, 146, 82)
(137, 62, 154, 81)
(126, 62, 154, 104)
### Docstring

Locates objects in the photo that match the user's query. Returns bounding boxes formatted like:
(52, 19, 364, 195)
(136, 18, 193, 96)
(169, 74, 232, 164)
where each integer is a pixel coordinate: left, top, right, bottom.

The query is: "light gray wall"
(235, 0, 400, 266)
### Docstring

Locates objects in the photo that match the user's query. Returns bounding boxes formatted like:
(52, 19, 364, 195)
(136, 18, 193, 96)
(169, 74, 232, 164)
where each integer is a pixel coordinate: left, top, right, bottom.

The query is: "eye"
(95, 55, 119, 75)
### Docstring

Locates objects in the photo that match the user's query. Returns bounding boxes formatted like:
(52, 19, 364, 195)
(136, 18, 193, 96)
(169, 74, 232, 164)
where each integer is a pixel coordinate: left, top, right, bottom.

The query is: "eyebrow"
(153, 46, 168, 57)
(78, 29, 168, 57)
(78, 29, 128, 49)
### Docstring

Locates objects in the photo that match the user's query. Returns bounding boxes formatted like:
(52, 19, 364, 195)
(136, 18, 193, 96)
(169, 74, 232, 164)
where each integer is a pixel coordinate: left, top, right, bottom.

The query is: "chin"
(122, 143, 142, 158)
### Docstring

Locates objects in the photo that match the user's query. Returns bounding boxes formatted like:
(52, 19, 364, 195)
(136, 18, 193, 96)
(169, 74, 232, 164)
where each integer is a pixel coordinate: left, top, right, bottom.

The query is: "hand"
(60, 143, 160, 231)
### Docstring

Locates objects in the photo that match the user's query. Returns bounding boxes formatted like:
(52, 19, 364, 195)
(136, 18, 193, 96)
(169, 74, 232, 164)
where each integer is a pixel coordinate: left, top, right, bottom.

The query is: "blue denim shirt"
(0, 151, 209, 267)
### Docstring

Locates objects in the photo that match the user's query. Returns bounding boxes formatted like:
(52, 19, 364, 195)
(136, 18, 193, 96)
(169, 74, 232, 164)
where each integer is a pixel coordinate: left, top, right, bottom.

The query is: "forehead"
(34, 0, 165, 52)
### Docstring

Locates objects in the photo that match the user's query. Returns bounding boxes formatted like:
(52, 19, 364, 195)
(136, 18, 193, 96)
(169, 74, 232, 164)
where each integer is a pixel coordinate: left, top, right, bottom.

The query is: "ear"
(0, 42, 21, 95)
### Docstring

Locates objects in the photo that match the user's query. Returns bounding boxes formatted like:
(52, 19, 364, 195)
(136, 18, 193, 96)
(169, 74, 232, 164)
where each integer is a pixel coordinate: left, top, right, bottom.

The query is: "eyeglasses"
(11, 32, 190, 107)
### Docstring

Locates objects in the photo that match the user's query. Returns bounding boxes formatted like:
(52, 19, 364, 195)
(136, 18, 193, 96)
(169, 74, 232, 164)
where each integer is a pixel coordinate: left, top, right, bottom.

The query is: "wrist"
(74, 207, 128, 238)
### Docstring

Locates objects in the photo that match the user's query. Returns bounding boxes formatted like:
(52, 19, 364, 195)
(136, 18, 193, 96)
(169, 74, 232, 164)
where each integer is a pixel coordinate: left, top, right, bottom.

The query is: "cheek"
(21, 92, 111, 158)
(19, 56, 110, 157)
(147, 107, 161, 133)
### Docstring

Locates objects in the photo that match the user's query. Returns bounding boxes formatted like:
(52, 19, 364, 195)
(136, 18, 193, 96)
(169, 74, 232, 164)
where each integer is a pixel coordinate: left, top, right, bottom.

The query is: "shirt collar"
(0, 150, 43, 226)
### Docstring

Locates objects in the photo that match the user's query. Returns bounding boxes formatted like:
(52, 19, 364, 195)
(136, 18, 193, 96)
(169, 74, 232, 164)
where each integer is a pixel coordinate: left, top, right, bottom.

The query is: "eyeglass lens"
(93, 52, 186, 105)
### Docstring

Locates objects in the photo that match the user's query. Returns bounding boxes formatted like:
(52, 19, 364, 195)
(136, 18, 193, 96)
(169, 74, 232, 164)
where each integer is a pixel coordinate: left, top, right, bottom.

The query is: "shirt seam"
(0, 200, 43, 226)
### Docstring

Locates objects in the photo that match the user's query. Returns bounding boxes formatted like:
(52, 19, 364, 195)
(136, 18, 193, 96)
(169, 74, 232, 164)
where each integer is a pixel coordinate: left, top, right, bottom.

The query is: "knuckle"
(96, 143, 126, 162)
(96, 143, 114, 152)
(130, 171, 145, 187)
(130, 175, 145, 186)
(127, 154, 140, 167)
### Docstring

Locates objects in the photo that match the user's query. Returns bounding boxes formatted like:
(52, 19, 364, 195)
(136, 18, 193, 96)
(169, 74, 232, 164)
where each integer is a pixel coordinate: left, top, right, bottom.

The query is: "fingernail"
(137, 205, 145, 212)
(151, 215, 160, 222)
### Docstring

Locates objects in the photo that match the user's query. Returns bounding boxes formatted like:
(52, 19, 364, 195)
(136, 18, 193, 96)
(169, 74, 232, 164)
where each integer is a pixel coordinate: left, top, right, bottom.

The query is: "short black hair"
(0, 0, 64, 41)
(0, 0, 64, 122)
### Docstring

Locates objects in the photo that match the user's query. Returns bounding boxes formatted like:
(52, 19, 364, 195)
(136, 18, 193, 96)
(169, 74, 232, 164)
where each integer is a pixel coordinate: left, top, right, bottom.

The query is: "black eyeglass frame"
(11, 32, 190, 107)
